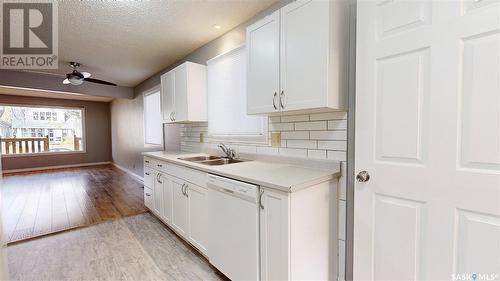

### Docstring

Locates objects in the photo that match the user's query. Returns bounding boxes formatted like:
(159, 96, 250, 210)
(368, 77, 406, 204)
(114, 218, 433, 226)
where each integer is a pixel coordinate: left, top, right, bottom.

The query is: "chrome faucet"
(218, 143, 236, 159)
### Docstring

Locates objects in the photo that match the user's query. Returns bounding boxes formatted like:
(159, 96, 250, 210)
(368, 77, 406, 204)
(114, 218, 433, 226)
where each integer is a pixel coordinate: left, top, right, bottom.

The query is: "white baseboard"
(2, 161, 112, 174)
(112, 162, 144, 184)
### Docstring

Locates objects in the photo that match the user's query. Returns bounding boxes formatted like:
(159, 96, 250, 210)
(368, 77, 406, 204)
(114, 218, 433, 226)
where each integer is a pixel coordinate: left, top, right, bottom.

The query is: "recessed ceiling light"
(214, 24, 221, 29)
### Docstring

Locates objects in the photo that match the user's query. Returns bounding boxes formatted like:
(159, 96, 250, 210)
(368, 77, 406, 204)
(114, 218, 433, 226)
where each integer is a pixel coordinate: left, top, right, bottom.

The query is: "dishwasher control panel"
(207, 174, 258, 200)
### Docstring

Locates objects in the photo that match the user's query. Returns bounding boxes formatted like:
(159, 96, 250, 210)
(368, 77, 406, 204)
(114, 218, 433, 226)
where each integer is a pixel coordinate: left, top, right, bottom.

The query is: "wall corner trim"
(111, 162, 144, 184)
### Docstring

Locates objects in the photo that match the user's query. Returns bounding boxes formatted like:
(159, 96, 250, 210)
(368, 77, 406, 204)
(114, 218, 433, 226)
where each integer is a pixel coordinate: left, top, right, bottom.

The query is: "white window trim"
(0, 103, 87, 157)
(206, 45, 269, 145)
(143, 85, 164, 149)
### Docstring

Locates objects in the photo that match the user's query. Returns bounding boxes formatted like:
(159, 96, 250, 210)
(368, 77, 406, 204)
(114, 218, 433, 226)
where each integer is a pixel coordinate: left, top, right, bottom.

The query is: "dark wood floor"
(1, 164, 147, 243)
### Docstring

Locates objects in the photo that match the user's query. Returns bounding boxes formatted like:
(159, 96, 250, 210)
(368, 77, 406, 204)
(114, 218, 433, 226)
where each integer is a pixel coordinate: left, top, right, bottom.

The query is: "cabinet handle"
(259, 188, 264, 210)
(181, 183, 186, 195)
(185, 185, 189, 198)
(169, 112, 173, 121)
(145, 172, 150, 176)
(145, 193, 151, 197)
(272, 92, 278, 110)
(157, 164, 163, 168)
(145, 160, 150, 163)
(172, 112, 176, 121)
(279, 90, 285, 109)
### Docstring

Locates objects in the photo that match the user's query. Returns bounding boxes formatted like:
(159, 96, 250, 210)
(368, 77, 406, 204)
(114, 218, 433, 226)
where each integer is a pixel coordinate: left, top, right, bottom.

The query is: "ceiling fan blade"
(63, 78, 71, 84)
(81, 72, 91, 78)
(84, 78, 116, 86)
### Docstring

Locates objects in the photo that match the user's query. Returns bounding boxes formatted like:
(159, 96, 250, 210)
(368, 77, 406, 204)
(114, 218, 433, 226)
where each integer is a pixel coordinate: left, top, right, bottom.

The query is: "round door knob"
(356, 171, 370, 182)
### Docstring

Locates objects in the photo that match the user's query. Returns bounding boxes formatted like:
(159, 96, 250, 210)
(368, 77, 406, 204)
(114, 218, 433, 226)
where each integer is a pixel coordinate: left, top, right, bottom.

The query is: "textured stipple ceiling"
(35, 0, 277, 87)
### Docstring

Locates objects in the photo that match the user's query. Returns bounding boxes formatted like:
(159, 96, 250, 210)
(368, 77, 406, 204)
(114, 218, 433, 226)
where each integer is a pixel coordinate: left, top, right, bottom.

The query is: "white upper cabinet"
(246, 0, 348, 115)
(247, 10, 280, 114)
(160, 62, 207, 123)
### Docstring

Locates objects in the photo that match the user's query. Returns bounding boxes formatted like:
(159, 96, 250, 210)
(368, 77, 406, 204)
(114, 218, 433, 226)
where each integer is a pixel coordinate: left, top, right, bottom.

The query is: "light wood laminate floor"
(7, 213, 227, 281)
(1, 165, 147, 243)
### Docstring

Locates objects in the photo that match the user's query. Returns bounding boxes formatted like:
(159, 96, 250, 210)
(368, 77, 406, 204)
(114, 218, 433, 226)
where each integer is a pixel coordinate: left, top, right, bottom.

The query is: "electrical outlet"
(199, 132, 204, 143)
(271, 132, 281, 147)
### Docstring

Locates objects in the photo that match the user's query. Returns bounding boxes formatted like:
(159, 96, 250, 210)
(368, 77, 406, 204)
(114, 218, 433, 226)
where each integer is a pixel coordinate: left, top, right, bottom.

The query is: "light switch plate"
(271, 132, 281, 147)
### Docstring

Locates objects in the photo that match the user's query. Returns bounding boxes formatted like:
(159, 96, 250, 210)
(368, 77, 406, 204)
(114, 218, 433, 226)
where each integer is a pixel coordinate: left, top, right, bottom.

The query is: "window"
(0, 105, 85, 155)
(207, 45, 267, 143)
(143, 88, 163, 146)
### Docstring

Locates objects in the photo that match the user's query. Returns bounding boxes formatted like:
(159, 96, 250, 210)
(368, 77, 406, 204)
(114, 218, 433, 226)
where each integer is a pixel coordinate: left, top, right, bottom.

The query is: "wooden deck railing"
(0, 136, 50, 155)
(74, 135, 82, 151)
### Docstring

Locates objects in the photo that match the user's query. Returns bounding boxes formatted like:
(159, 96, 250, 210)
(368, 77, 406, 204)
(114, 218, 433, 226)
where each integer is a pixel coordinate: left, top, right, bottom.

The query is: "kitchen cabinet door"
(160, 174, 173, 225)
(144, 187, 153, 210)
(279, 0, 329, 112)
(260, 187, 289, 281)
(161, 71, 175, 122)
(153, 172, 164, 217)
(186, 183, 208, 255)
(246, 10, 280, 115)
(143, 166, 154, 189)
(172, 64, 188, 122)
(171, 177, 188, 237)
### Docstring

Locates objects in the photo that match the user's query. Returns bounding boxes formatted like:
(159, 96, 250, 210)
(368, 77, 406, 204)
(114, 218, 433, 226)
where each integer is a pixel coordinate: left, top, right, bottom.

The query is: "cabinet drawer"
(166, 163, 207, 188)
(144, 187, 153, 210)
(144, 166, 154, 188)
(144, 157, 155, 167)
(154, 160, 168, 173)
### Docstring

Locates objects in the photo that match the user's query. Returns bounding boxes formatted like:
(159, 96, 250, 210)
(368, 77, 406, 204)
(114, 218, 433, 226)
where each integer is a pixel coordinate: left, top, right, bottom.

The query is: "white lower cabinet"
(171, 177, 189, 237)
(143, 157, 209, 256)
(160, 174, 172, 224)
(153, 171, 164, 217)
(260, 188, 289, 281)
(186, 183, 209, 255)
(144, 157, 338, 280)
(260, 180, 338, 281)
(144, 187, 153, 210)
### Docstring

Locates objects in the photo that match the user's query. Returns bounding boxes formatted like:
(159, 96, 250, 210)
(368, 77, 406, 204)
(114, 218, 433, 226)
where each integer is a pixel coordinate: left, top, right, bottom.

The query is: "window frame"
(0, 103, 87, 158)
(206, 45, 269, 145)
(142, 85, 164, 149)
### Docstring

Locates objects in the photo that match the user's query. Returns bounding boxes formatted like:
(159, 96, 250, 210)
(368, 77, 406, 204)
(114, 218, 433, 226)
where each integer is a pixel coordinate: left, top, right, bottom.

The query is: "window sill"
(1, 150, 87, 158)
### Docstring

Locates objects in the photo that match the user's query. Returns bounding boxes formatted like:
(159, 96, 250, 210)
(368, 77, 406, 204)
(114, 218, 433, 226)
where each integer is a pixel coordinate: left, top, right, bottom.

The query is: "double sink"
(178, 155, 246, 166)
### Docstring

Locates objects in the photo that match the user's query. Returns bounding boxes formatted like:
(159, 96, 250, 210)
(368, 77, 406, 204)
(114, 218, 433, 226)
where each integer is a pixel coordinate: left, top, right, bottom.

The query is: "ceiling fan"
(62, 62, 116, 86)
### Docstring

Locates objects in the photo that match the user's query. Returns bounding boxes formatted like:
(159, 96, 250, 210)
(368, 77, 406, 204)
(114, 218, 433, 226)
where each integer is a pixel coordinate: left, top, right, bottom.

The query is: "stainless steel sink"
(197, 158, 245, 166)
(178, 155, 246, 166)
(178, 155, 222, 162)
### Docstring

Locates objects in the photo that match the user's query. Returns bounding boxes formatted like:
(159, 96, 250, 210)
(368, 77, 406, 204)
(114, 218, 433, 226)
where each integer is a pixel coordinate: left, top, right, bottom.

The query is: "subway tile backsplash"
(179, 111, 347, 162)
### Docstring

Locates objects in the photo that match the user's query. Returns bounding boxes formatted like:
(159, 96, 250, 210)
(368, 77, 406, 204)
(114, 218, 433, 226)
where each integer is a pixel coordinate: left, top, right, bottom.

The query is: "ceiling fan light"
(69, 77, 84, 85)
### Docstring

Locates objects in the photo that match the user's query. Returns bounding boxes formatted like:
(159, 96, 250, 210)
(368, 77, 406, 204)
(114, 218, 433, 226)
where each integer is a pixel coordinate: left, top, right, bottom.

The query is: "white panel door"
(280, 0, 329, 112)
(186, 183, 208, 255)
(171, 177, 188, 237)
(161, 71, 174, 122)
(173, 64, 188, 122)
(246, 10, 280, 114)
(355, 1, 500, 280)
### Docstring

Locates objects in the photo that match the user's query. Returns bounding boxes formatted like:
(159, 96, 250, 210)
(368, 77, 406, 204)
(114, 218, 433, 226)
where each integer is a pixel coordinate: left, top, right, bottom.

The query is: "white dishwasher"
(207, 174, 260, 281)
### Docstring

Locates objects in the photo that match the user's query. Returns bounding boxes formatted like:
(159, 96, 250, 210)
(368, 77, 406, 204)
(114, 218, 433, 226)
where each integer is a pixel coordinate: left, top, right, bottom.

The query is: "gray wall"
(111, 0, 291, 177)
(0, 94, 112, 171)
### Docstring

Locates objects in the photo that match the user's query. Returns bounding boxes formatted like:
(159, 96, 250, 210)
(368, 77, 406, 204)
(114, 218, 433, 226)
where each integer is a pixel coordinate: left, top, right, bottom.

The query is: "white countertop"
(142, 151, 341, 192)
